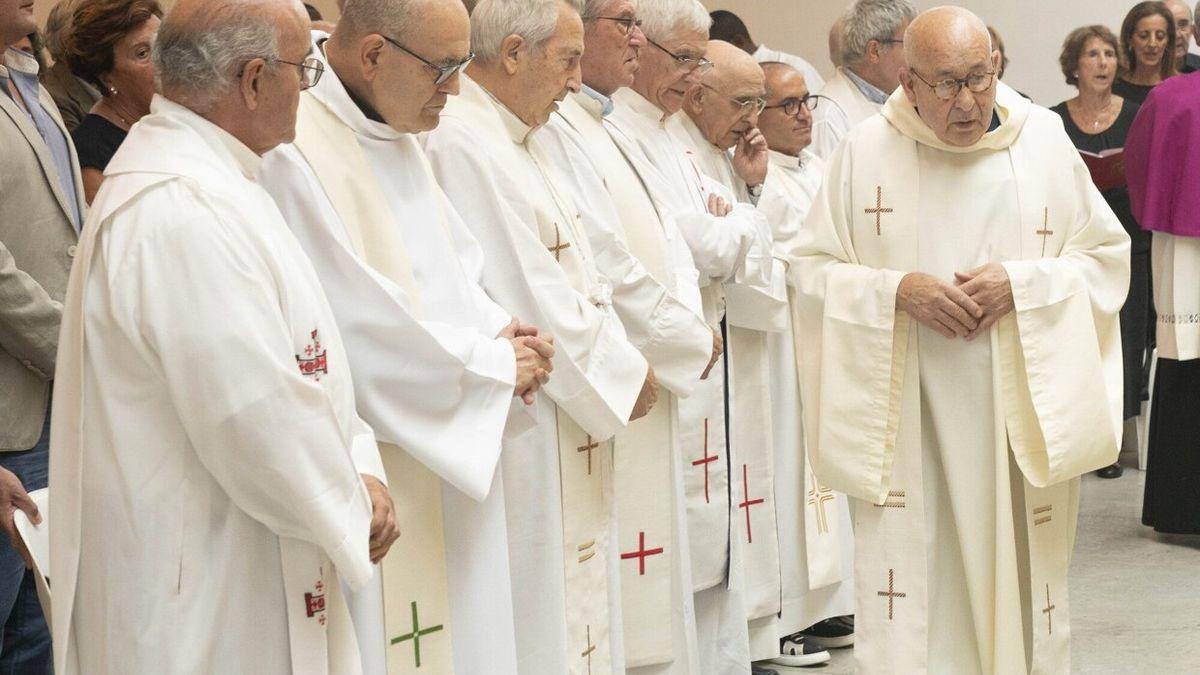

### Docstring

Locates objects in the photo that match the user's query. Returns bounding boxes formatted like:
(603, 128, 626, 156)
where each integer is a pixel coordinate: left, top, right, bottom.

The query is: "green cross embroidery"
(390, 601, 445, 668)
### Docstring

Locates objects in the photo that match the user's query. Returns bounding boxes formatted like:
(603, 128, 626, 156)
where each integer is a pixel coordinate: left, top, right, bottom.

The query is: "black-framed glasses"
(763, 93, 827, 116)
(244, 56, 324, 89)
(381, 35, 474, 85)
(646, 37, 713, 74)
(910, 69, 995, 100)
(878, 38, 904, 46)
(700, 83, 766, 116)
(593, 15, 642, 36)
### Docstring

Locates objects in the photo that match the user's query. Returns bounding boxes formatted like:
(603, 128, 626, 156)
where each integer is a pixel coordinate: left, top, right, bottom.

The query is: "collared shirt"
(2, 47, 82, 229)
(580, 84, 614, 117)
(843, 67, 889, 105)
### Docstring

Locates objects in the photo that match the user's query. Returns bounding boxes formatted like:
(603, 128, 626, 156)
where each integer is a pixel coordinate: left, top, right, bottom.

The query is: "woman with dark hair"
(1051, 25, 1146, 478)
(64, 0, 163, 203)
(1113, 1, 1176, 103)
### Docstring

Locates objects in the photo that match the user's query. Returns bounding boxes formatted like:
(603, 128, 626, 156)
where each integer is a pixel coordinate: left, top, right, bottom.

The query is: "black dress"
(1051, 99, 1149, 419)
(70, 113, 127, 172)
(1111, 78, 1156, 105)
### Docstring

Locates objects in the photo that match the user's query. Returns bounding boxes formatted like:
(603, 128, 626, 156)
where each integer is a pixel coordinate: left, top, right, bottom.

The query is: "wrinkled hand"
(731, 127, 769, 188)
(361, 474, 398, 564)
(706, 192, 732, 217)
(701, 328, 723, 380)
(896, 272, 983, 339)
(955, 263, 1014, 341)
(498, 317, 547, 341)
(629, 367, 659, 421)
(0, 467, 37, 569)
(511, 335, 554, 405)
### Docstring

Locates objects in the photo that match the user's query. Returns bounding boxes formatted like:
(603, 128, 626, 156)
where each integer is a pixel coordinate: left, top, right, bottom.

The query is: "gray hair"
(840, 0, 916, 66)
(581, 0, 619, 22)
(44, 0, 81, 62)
(639, 0, 709, 42)
(153, 1, 287, 113)
(339, 0, 428, 41)
(471, 0, 583, 62)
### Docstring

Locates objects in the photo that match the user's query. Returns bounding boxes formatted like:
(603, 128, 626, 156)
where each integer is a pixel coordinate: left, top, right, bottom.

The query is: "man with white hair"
(423, 0, 658, 671)
(811, 0, 916, 159)
(1165, 0, 1200, 72)
(795, 7, 1129, 672)
(607, 2, 782, 672)
(258, 0, 558, 671)
(49, 0, 397, 672)
(539, 0, 719, 670)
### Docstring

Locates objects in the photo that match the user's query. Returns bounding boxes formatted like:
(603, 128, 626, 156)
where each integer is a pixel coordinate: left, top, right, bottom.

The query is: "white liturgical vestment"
(757, 149, 855, 642)
(50, 96, 377, 675)
(794, 83, 1130, 675)
(546, 88, 714, 672)
(259, 44, 521, 675)
(423, 74, 649, 675)
(811, 67, 884, 160)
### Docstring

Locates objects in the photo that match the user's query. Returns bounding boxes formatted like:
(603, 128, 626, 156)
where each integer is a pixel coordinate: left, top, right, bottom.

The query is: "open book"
(14, 488, 50, 631)
(1079, 147, 1125, 191)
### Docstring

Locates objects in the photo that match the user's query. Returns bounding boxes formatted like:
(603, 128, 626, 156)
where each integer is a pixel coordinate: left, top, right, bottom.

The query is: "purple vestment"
(1125, 72, 1200, 238)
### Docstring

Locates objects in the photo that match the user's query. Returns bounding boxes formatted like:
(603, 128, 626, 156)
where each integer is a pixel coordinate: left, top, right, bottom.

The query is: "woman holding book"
(1052, 25, 1146, 479)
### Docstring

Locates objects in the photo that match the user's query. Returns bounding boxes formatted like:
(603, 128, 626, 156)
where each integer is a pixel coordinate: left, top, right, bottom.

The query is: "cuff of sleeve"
(350, 433, 387, 487)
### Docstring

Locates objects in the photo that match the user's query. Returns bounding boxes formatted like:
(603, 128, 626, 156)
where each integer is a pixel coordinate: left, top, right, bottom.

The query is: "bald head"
(702, 39, 764, 89)
(683, 40, 765, 149)
(904, 6, 991, 74)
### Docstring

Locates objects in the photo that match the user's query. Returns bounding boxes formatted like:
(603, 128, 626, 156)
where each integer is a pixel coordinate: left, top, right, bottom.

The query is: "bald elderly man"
(795, 7, 1129, 674)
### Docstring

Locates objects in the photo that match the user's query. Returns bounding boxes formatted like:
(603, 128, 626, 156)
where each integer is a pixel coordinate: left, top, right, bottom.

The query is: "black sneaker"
(799, 615, 855, 649)
(767, 634, 831, 667)
(1096, 462, 1124, 479)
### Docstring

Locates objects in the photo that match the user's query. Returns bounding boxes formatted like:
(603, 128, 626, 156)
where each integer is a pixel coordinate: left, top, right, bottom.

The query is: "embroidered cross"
(738, 463, 766, 544)
(304, 591, 326, 624)
(581, 625, 597, 675)
(876, 568, 907, 620)
(548, 223, 572, 261)
(620, 530, 665, 575)
(577, 539, 596, 563)
(1033, 504, 1053, 526)
(806, 481, 836, 534)
(1042, 584, 1056, 634)
(874, 490, 907, 509)
(1037, 208, 1054, 257)
(691, 419, 718, 504)
(296, 329, 329, 380)
(865, 185, 893, 235)
(390, 600, 445, 668)
(577, 436, 600, 475)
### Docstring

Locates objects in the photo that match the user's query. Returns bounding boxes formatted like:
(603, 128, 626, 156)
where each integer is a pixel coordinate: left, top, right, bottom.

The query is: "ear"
(866, 39, 881, 65)
(360, 35, 387, 80)
(898, 66, 918, 105)
(501, 34, 526, 76)
(682, 84, 704, 114)
(240, 57, 268, 110)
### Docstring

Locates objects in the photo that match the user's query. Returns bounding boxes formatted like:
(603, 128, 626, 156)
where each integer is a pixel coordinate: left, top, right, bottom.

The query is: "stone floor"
(758, 454, 1200, 673)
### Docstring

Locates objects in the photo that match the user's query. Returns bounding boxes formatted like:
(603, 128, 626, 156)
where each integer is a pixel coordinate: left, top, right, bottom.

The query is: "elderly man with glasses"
(258, 0, 561, 671)
(794, 7, 1129, 673)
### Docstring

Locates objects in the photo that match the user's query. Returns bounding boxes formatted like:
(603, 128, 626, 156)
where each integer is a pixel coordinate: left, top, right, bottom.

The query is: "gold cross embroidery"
(865, 185, 893, 235)
(1042, 584, 1056, 634)
(877, 568, 907, 620)
(548, 223, 571, 261)
(1037, 208, 1054, 257)
(806, 481, 835, 534)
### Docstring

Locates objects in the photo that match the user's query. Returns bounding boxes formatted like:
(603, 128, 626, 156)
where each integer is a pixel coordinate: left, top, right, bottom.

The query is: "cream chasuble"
(50, 96, 375, 675)
(423, 74, 650, 675)
(811, 67, 884, 160)
(669, 115, 790, 642)
(757, 149, 855, 639)
(547, 90, 714, 671)
(259, 50, 522, 675)
(1151, 233, 1200, 359)
(794, 83, 1129, 674)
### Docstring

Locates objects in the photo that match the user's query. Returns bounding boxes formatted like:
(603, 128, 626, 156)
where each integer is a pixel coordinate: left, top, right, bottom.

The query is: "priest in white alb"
(257, 1, 557, 672)
(49, 1, 395, 672)
(754, 60, 856, 667)
(422, 0, 657, 671)
(540, 0, 719, 670)
(793, 8, 1129, 674)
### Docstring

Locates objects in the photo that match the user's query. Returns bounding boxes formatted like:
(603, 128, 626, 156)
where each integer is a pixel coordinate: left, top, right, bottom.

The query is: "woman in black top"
(64, 0, 162, 204)
(1053, 25, 1148, 478)
(1113, 1, 1176, 104)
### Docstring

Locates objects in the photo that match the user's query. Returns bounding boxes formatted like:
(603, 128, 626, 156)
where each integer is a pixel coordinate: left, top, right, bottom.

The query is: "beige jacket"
(0, 49, 83, 450)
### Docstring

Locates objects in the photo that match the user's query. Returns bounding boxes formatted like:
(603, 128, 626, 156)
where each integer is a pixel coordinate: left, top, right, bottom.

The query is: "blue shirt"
(2, 48, 83, 231)
(580, 84, 615, 117)
(844, 68, 889, 105)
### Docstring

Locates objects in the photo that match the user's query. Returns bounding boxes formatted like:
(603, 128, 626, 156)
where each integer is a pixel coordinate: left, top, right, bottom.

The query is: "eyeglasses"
(878, 38, 904, 46)
(593, 15, 642, 36)
(246, 56, 324, 89)
(646, 37, 713, 74)
(381, 35, 475, 85)
(763, 93, 827, 116)
(700, 83, 766, 116)
(910, 70, 995, 100)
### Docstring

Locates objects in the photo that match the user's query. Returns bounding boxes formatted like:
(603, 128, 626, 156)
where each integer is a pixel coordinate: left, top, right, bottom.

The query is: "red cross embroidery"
(620, 530, 665, 575)
(691, 419, 718, 503)
(738, 463, 766, 544)
(296, 328, 329, 380)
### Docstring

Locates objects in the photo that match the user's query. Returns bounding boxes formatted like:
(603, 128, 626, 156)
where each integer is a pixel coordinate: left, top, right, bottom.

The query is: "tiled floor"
(757, 454, 1200, 674)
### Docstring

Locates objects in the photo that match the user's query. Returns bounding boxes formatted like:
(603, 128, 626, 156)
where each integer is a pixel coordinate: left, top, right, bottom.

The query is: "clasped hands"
(499, 318, 555, 405)
(896, 263, 1014, 341)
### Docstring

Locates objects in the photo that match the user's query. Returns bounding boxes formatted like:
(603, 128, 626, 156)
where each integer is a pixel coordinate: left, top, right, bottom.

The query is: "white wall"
(704, 0, 1168, 106)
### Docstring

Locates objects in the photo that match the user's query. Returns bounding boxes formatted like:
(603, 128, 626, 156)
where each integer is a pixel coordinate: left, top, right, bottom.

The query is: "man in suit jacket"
(1, 0, 84, 667)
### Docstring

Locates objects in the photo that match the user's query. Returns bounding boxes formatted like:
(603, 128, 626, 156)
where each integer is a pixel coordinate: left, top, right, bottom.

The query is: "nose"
(441, 71, 461, 96)
(797, 105, 812, 123)
(952, 82, 974, 111)
(629, 23, 645, 47)
(567, 60, 583, 93)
